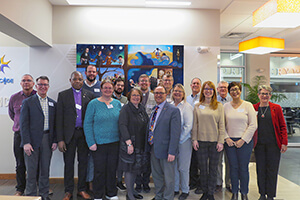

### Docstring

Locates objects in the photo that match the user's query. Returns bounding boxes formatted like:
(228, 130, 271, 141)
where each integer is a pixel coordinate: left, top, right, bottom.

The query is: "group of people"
(8, 65, 288, 200)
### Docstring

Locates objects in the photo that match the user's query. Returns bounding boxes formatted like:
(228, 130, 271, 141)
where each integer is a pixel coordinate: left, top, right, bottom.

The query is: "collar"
(156, 100, 167, 109)
(21, 90, 36, 97)
(72, 87, 82, 93)
(113, 92, 123, 100)
(191, 92, 200, 98)
(84, 80, 97, 87)
(36, 93, 47, 100)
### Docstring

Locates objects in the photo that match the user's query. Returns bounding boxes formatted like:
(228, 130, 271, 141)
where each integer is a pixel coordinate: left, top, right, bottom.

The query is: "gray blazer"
(146, 102, 181, 159)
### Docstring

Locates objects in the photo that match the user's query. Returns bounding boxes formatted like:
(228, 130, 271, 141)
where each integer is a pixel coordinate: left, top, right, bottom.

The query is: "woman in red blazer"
(253, 85, 288, 200)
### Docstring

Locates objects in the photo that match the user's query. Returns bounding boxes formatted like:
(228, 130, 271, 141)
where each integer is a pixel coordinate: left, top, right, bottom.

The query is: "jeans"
(225, 138, 253, 194)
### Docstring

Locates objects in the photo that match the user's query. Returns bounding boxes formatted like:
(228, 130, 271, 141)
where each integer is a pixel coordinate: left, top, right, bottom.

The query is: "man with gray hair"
(216, 80, 232, 192)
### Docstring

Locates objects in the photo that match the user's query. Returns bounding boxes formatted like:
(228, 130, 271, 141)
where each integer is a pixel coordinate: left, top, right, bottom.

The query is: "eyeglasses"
(230, 88, 240, 92)
(21, 79, 33, 82)
(204, 88, 213, 91)
(173, 90, 183, 93)
(154, 92, 165, 95)
(140, 80, 149, 83)
(37, 84, 49, 87)
(131, 94, 140, 97)
(260, 92, 271, 96)
(102, 87, 112, 90)
(163, 79, 172, 82)
(218, 86, 227, 89)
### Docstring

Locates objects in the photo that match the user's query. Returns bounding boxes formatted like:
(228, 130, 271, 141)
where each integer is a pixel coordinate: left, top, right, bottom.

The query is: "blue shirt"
(186, 92, 200, 108)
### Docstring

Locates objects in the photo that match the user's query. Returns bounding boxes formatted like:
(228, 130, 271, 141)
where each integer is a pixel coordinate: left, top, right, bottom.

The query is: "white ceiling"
(49, 0, 300, 53)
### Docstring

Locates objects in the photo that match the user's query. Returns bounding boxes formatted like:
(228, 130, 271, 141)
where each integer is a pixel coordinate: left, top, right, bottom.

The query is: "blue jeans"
(225, 138, 253, 194)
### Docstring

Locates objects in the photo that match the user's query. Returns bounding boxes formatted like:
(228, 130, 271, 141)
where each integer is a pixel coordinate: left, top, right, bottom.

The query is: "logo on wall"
(0, 55, 14, 85)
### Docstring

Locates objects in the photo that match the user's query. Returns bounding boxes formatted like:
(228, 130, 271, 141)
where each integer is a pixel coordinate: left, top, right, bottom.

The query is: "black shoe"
(189, 184, 197, 190)
(126, 194, 135, 200)
(241, 194, 248, 200)
(231, 193, 238, 200)
(143, 184, 150, 193)
(195, 188, 203, 194)
(207, 194, 215, 200)
(135, 184, 142, 193)
(133, 193, 143, 199)
(266, 197, 274, 200)
(117, 181, 126, 191)
(151, 197, 155, 200)
(178, 192, 189, 200)
(226, 185, 232, 193)
(174, 191, 180, 196)
(215, 185, 222, 192)
(258, 195, 266, 200)
(200, 192, 208, 200)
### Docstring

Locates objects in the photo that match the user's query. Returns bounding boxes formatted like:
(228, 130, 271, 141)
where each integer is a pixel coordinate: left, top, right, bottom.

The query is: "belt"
(43, 130, 50, 134)
(75, 127, 83, 130)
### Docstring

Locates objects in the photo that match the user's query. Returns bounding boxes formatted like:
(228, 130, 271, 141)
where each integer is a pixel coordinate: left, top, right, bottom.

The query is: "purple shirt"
(8, 90, 37, 132)
(72, 87, 82, 128)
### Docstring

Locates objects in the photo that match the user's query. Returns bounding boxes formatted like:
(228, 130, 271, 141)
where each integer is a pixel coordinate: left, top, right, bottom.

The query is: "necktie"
(148, 106, 159, 145)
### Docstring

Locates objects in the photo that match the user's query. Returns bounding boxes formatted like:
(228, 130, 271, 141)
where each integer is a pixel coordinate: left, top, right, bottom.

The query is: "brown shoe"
(77, 191, 91, 200)
(63, 192, 72, 200)
(14, 191, 23, 196)
(49, 188, 54, 195)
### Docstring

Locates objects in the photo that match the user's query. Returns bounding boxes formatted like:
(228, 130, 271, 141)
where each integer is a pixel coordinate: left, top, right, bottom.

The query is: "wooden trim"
(0, 174, 15, 179)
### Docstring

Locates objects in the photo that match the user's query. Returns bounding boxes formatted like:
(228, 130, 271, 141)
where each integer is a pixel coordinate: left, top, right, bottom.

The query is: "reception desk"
(0, 196, 41, 200)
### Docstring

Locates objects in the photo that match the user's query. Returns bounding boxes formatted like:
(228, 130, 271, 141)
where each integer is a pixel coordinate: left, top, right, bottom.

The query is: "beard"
(114, 89, 123, 95)
(87, 76, 96, 82)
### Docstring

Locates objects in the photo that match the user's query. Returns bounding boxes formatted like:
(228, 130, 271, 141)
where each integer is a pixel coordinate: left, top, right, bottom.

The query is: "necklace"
(260, 106, 268, 118)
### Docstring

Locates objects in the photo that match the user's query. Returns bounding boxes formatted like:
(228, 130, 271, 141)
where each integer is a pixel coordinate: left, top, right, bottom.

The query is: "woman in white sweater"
(224, 82, 257, 200)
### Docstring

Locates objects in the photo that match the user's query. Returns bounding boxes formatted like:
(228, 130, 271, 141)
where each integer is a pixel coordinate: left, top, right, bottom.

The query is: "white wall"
(0, 5, 220, 177)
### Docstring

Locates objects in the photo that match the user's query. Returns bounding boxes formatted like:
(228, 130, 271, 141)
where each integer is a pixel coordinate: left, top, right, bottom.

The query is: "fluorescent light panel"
(230, 53, 243, 60)
(241, 47, 283, 55)
(146, 1, 191, 6)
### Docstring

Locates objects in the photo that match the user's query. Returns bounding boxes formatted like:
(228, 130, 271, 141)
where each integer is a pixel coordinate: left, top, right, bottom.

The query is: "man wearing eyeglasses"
(162, 74, 174, 103)
(8, 74, 36, 196)
(56, 71, 94, 200)
(216, 81, 232, 193)
(146, 86, 181, 200)
(20, 76, 57, 200)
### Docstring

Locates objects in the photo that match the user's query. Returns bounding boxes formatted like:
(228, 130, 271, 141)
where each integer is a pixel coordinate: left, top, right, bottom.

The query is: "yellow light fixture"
(253, 0, 300, 28)
(239, 36, 284, 55)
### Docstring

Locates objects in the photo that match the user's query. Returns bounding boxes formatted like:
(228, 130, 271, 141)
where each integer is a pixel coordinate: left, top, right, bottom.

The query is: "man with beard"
(112, 78, 128, 105)
(83, 65, 102, 97)
(112, 78, 128, 191)
(135, 74, 156, 193)
(82, 65, 101, 193)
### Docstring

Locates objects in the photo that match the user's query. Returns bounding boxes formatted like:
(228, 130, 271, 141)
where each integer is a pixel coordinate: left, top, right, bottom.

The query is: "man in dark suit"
(147, 86, 181, 200)
(20, 76, 57, 200)
(56, 71, 94, 200)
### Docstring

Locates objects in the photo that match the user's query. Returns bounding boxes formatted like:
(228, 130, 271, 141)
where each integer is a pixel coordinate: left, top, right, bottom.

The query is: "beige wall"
(246, 54, 270, 85)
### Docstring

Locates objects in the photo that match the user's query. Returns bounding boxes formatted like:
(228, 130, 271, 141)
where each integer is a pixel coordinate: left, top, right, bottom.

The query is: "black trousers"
(189, 148, 200, 188)
(63, 129, 89, 193)
(255, 143, 281, 198)
(135, 151, 151, 186)
(92, 142, 119, 199)
(13, 131, 26, 193)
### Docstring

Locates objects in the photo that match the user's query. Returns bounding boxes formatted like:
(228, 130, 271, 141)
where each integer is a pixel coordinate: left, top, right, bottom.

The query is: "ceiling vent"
(222, 32, 253, 39)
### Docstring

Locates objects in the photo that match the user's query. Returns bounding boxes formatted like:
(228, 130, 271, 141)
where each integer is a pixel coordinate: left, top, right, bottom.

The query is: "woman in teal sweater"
(84, 80, 122, 200)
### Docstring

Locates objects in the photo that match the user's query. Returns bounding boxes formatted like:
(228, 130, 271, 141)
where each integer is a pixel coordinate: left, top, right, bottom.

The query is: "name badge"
(48, 102, 54, 107)
(121, 103, 124, 107)
(94, 88, 100, 92)
(107, 104, 114, 109)
(76, 104, 82, 110)
(199, 105, 205, 109)
(237, 109, 244, 112)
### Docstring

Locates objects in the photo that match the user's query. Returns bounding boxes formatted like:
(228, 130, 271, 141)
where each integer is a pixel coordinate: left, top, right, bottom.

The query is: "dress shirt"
(141, 91, 150, 106)
(72, 87, 82, 127)
(8, 90, 36, 132)
(151, 100, 167, 131)
(112, 92, 128, 105)
(186, 92, 200, 108)
(171, 101, 193, 144)
(217, 95, 232, 105)
(37, 93, 49, 131)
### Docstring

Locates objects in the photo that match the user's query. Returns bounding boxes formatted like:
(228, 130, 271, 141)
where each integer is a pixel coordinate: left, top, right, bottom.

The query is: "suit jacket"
(253, 102, 288, 149)
(20, 94, 57, 149)
(146, 102, 181, 159)
(145, 92, 156, 117)
(56, 88, 94, 144)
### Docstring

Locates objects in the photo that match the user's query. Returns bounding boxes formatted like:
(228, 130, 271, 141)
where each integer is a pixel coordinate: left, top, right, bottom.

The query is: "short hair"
(228, 82, 242, 92)
(218, 80, 228, 87)
(138, 74, 149, 83)
(36, 76, 49, 83)
(154, 85, 167, 93)
(100, 79, 113, 88)
(22, 74, 34, 80)
(258, 85, 272, 93)
(85, 65, 96, 72)
(114, 78, 125, 86)
(171, 83, 186, 102)
(162, 74, 173, 81)
(191, 77, 201, 84)
(70, 71, 83, 79)
(127, 88, 143, 103)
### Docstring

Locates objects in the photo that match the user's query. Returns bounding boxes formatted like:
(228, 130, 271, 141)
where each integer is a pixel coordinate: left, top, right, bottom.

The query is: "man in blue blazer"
(147, 86, 181, 200)
(20, 76, 57, 200)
